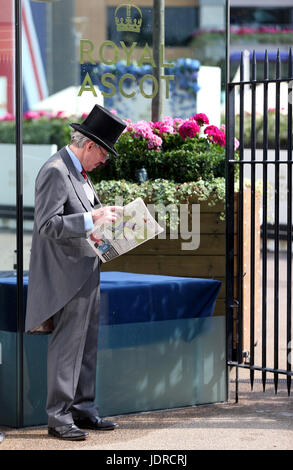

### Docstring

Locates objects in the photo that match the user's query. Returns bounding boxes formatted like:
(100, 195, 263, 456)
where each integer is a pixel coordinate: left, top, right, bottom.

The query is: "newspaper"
(87, 198, 164, 263)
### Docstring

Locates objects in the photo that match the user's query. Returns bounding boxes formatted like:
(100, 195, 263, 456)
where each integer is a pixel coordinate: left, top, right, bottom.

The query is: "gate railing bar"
(229, 78, 291, 86)
(249, 50, 257, 390)
(227, 47, 293, 399)
(274, 49, 281, 394)
(286, 48, 293, 396)
(228, 362, 293, 376)
(226, 84, 235, 366)
(226, 89, 235, 360)
(237, 52, 245, 365)
(262, 50, 269, 392)
(228, 160, 293, 165)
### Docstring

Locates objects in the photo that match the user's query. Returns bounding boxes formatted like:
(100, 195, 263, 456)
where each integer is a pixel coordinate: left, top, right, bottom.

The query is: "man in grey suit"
(25, 105, 126, 441)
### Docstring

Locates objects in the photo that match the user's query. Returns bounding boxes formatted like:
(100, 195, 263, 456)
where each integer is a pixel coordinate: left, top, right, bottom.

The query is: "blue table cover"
(0, 271, 221, 332)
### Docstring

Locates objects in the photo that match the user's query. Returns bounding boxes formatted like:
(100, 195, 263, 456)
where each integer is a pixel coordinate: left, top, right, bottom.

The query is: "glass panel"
(229, 5, 293, 81)
(96, 317, 226, 416)
(0, 0, 18, 427)
(21, 0, 227, 427)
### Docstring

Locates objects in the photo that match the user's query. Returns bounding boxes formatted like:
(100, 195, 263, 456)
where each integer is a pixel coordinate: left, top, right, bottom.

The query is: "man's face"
(83, 142, 109, 171)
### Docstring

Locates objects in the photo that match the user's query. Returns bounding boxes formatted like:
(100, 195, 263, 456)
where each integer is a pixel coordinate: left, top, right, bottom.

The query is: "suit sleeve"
(35, 164, 87, 239)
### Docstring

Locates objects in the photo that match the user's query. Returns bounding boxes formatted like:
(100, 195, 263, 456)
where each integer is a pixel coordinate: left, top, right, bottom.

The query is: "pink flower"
(234, 138, 240, 151)
(172, 118, 184, 130)
(179, 120, 200, 140)
(81, 112, 89, 119)
(257, 26, 278, 34)
(192, 113, 209, 126)
(151, 121, 162, 130)
(56, 111, 66, 118)
(133, 120, 154, 140)
(147, 134, 163, 150)
(34, 110, 50, 118)
(236, 27, 256, 35)
(159, 124, 175, 135)
(110, 109, 117, 115)
(23, 111, 40, 120)
(0, 112, 15, 121)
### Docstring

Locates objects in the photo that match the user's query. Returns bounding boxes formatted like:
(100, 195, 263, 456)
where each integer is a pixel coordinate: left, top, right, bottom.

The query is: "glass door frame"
(15, 0, 24, 428)
(13, 0, 231, 428)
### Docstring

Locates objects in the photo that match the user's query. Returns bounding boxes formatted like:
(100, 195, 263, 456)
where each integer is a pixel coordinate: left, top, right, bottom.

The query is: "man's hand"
(91, 206, 123, 226)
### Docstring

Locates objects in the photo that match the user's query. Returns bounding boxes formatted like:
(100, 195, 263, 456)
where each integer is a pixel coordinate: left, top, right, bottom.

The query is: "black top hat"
(70, 104, 126, 156)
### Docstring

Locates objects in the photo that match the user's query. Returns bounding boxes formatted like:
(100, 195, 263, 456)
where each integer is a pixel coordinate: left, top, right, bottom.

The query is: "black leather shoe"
(74, 416, 118, 431)
(48, 423, 88, 441)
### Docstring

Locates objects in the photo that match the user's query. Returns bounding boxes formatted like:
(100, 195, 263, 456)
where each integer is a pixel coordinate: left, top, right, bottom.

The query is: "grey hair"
(70, 130, 98, 148)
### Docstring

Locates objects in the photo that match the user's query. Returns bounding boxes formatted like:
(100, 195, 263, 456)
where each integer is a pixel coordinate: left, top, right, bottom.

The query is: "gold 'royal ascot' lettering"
(78, 39, 175, 100)
(78, 72, 97, 96)
(119, 74, 136, 98)
(80, 39, 173, 69)
(80, 39, 95, 65)
(79, 72, 174, 100)
(99, 40, 119, 66)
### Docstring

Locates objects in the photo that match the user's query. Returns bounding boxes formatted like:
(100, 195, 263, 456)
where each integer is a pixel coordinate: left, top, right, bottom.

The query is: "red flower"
(178, 120, 200, 140)
(204, 125, 226, 147)
(191, 113, 209, 126)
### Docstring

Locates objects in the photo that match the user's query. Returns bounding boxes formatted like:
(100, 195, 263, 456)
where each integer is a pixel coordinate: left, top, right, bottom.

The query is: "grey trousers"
(46, 268, 100, 427)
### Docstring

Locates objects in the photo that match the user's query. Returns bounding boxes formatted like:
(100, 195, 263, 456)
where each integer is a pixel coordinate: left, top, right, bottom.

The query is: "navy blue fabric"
(0, 272, 221, 332)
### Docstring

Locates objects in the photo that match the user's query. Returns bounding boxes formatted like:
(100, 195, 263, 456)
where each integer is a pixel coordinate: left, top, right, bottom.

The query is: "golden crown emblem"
(115, 3, 143, 33)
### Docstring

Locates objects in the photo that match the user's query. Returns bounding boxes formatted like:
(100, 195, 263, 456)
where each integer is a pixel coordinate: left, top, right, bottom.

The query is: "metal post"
(152, 0, 165, 122)
(225, 0, 232, 401)
(15, 0, 24, 428)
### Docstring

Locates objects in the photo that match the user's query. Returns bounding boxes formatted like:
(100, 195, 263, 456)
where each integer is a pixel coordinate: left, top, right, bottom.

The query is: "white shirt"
(66, 145, 94, 231)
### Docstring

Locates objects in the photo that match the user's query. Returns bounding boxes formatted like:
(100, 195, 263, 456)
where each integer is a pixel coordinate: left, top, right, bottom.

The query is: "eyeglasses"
(97, 146, 110, 167)
(96, 145, 109, 160)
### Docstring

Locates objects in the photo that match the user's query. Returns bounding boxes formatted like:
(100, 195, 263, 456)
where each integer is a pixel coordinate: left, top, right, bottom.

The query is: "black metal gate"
(226, 48, 293, 401)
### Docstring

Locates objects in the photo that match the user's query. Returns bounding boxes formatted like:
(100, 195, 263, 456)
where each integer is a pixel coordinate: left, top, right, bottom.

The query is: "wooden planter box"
(102, 189, 261, 354)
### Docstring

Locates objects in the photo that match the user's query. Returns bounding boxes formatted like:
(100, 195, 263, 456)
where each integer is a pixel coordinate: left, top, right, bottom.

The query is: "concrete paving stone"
(0, 380, 292, 451)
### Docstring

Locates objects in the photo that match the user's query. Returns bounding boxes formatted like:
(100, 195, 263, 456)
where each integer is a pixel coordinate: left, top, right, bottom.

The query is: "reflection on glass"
(0, 0, 230, 427)
(0, 0, 16, 273)
(0, 0, 18, 428)
(107, 6, 198, 47)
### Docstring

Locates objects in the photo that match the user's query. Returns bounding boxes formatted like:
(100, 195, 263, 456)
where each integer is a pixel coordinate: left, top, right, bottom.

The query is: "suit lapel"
(59, 147, 92, 212)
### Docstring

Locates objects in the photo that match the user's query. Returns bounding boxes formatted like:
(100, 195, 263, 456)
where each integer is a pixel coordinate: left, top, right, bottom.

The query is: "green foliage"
(91, 132, 228, 184)
(0, 117, 72, 148)
(95, 178, 226, 212)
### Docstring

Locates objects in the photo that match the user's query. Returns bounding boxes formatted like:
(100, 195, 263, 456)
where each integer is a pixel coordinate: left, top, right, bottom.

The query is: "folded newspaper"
(87, 198, 164, 262)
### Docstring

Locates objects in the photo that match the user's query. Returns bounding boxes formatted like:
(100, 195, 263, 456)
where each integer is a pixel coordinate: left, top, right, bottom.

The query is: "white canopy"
(31, 86, 104, 117)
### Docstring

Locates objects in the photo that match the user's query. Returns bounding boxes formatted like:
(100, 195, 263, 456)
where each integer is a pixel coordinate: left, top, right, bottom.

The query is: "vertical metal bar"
(225, 0, 230, 86)
(235, 363, 239, 404)
(287, 48, 293, 396)
(274, 49, 281, 394)
(250, 50, 256, 391)
(152, 0, 165, 121)
(226, 84, 235, 366)
(225, 0, 232, 402)
(237, 52, 244, 365)
(262, 50, 269, 393)
(15, 0, 24, 428)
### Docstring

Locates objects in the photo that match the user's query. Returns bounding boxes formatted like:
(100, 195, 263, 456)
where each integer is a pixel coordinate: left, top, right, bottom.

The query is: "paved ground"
(0, 236, 292, 451)
(0, 377, 292, 451)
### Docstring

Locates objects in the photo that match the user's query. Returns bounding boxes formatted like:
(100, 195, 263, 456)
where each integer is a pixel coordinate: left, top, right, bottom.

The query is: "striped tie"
(81, 169, 87, 181)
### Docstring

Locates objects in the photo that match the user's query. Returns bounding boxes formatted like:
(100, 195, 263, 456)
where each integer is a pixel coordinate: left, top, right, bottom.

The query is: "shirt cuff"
(83, 212, 94, 231)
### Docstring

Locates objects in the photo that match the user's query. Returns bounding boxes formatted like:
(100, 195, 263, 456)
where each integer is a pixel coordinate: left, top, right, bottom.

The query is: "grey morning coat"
(25, 146, 101, 332)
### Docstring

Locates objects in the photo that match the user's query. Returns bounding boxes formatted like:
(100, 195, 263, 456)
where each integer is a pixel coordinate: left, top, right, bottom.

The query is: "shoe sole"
(78, 425, 117, 431)
(48, 430, 88, 441)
